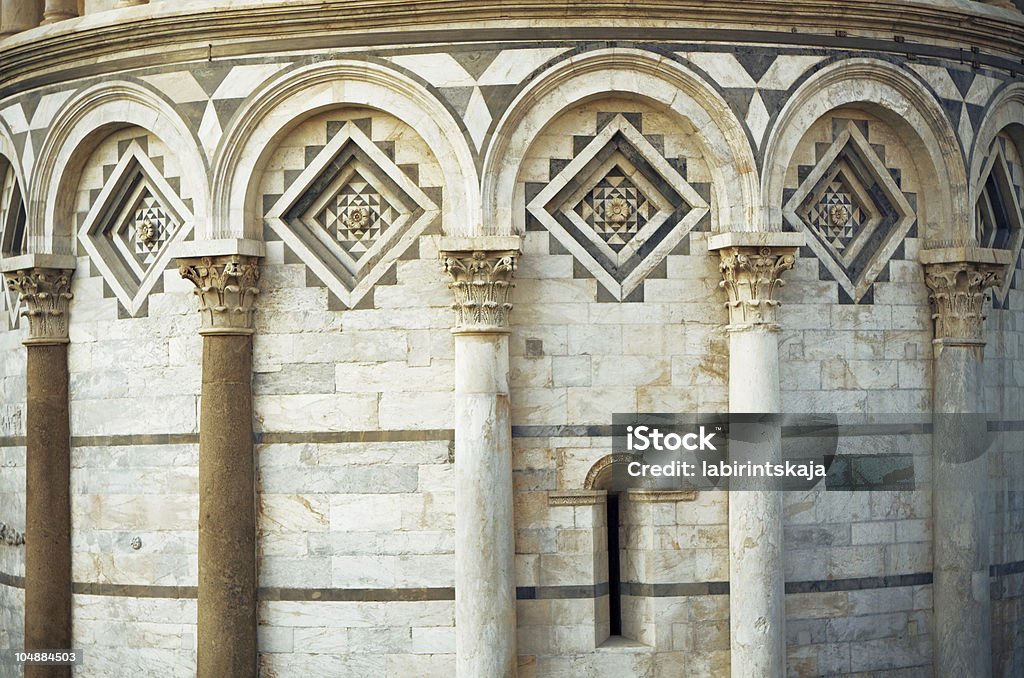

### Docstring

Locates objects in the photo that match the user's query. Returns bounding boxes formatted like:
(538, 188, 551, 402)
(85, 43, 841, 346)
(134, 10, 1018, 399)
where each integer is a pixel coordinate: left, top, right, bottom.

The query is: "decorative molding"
(2, 268, 74, 345)
(0, 521, 25, 547)
(177, 255, 260, 335)
(441, 249, 518, 332)
(923, 261, 1004, 345)
(624, 489, 699, 503)
(717, 246, 796, 328)
(548, 490, 607, 506)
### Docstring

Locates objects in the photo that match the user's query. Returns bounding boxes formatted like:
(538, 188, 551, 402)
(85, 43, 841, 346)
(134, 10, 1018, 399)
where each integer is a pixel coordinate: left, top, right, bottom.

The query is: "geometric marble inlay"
(529, 114, 709, 301)
(976, 135, 1024, 300)
(785, 121, 915, 303)
(77, 140, 191, 317)
(0, 158, 27, 328)
(265, 120, 438, 309)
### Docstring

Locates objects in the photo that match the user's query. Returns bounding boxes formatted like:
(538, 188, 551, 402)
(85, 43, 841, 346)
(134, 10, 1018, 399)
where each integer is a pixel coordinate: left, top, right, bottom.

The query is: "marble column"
(40, 0, 77, 24)
(3, 265, 74, 678)
(710, 233, 800, 678)
(440, 237, 521, 678)
(177, 255, 260, 678)
(923, 255, 1005, 678)
(0, 0, 42, 37)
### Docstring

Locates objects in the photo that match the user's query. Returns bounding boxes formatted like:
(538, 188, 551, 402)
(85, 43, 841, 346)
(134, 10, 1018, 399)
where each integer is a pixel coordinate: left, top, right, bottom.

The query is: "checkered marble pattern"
(806, 181, 865, 254)
(129, 192, 174, 265)
(784, 116, 918, 304)
(574, 169, 655, 253)
(73, 128, 194, 318)
(316, 174, 397, 259)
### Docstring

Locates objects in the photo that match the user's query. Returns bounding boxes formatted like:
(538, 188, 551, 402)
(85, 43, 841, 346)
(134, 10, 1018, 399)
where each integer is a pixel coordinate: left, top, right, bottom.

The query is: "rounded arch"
(211, 60, 478, 241)
(584, 453, 637, 490)
(0, 120, 27, 200)
(969, 81, 1024, 205)
(30, 80, 207, 256)
(762, 58, 966, 242)
(0, 121, 29, 257)
(483, 47, 760, 234)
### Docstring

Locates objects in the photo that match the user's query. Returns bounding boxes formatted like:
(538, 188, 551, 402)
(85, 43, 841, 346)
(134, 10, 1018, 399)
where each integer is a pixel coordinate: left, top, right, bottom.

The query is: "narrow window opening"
(606, 492, 622, 636)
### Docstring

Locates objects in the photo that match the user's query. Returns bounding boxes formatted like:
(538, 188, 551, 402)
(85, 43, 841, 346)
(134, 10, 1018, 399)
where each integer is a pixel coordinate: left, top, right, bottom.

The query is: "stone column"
(40, 0, 77, 24)
(440, 237, 521, 678)
(0, 0, 42, 37)
(177, 255, 260, 678)
(710, 233, 800, 678)
(923, 255, 1005, 678)
(3, 265, 74, 678)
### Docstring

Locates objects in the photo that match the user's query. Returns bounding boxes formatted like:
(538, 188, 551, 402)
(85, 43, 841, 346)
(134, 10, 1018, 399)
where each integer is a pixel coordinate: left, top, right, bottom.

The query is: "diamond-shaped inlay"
(265, 121, 439, 308)
(77, 141, 191, 316)
(313, 172, 397, 258)
(574, 168, 657, 252)
(976, 136, 1024, 300)
(784, 122, 915, 303)
(528, 115, 709, 300)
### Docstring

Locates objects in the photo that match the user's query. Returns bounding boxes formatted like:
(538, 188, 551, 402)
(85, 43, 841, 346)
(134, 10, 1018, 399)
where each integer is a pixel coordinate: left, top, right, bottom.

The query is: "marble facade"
(1, 1, 1024, 676)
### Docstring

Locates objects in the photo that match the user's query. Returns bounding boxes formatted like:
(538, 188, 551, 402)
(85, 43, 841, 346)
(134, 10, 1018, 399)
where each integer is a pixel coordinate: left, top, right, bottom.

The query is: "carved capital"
(441, 250, 518, 332)
(923, 261, 1004, 345)
(717, 246, 796, 328)
(177, 255, 260, 335)
(3, 268, 74, 345)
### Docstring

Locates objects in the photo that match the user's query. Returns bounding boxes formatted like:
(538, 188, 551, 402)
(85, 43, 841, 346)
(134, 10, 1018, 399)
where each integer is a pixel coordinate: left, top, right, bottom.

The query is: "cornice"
(0, 0, 1022, 99)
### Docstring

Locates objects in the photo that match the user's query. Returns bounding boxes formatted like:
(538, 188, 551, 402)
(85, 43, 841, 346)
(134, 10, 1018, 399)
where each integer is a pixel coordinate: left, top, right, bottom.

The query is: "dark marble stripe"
(991, 560, 1024, 577)
(71, 433, 198, 447)
(257, 430, 453, 444)
(0, 437, 26, 448)
(785, 572, 932, 594)
(260, 587, 454, 602)
(0, 571, 24, 589)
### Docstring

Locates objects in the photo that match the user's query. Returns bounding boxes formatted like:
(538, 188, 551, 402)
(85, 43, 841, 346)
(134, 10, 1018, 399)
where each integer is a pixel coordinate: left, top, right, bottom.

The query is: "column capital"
(2, 267, 74, 346)
(177, 255, 260, 336)
(440, 242, 519, 333)
(716, 246, 797, 330)
(923, 260, 1004, 345)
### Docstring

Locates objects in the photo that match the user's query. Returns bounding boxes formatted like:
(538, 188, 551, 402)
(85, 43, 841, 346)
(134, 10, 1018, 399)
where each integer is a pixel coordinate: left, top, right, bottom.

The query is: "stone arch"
(0, 122, 28, 257)
(970, 82, 1024, 205)
(762, 58, 967, 243)
(29, 80, 206, 256)
(211, 59, 478, 242)
(584, 453, 637, 490)
(483, 47, 760, 235)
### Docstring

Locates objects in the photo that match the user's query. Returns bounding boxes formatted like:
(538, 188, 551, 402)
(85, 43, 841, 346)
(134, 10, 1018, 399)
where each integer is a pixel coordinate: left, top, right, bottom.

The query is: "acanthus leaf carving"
(177, 255, 260, 335)
(717, 246, 796, 328)
(924, 261, 1004, 344)
(441, 250, 518, 331)
(2, 267, 74, 345)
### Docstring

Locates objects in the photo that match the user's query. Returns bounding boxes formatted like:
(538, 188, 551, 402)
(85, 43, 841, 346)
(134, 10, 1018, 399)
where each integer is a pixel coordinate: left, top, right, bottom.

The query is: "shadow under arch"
(761, 57, 967, 244)
(210, 59, 479, 243)
(29, 80, 208, 257)
(482, 47, 760, 236)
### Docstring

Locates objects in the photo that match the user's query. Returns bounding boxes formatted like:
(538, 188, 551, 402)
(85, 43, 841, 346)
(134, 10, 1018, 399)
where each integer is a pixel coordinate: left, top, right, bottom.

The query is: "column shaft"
(711, 240, 797, 678)
(454, 333, 516, 678)
(440, 241, 520, 678)
(0, 0, 42, 36)
(727, 328, 784, 678)
(40, 0, 76, 23)
(197, 334, 256, 678)
(178, 255, 260, 678)
(932, 343, 991, 677)
(923, 259, 1003, 677)
(24, 343, 71, 678)
(4, 266, 75, 678)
